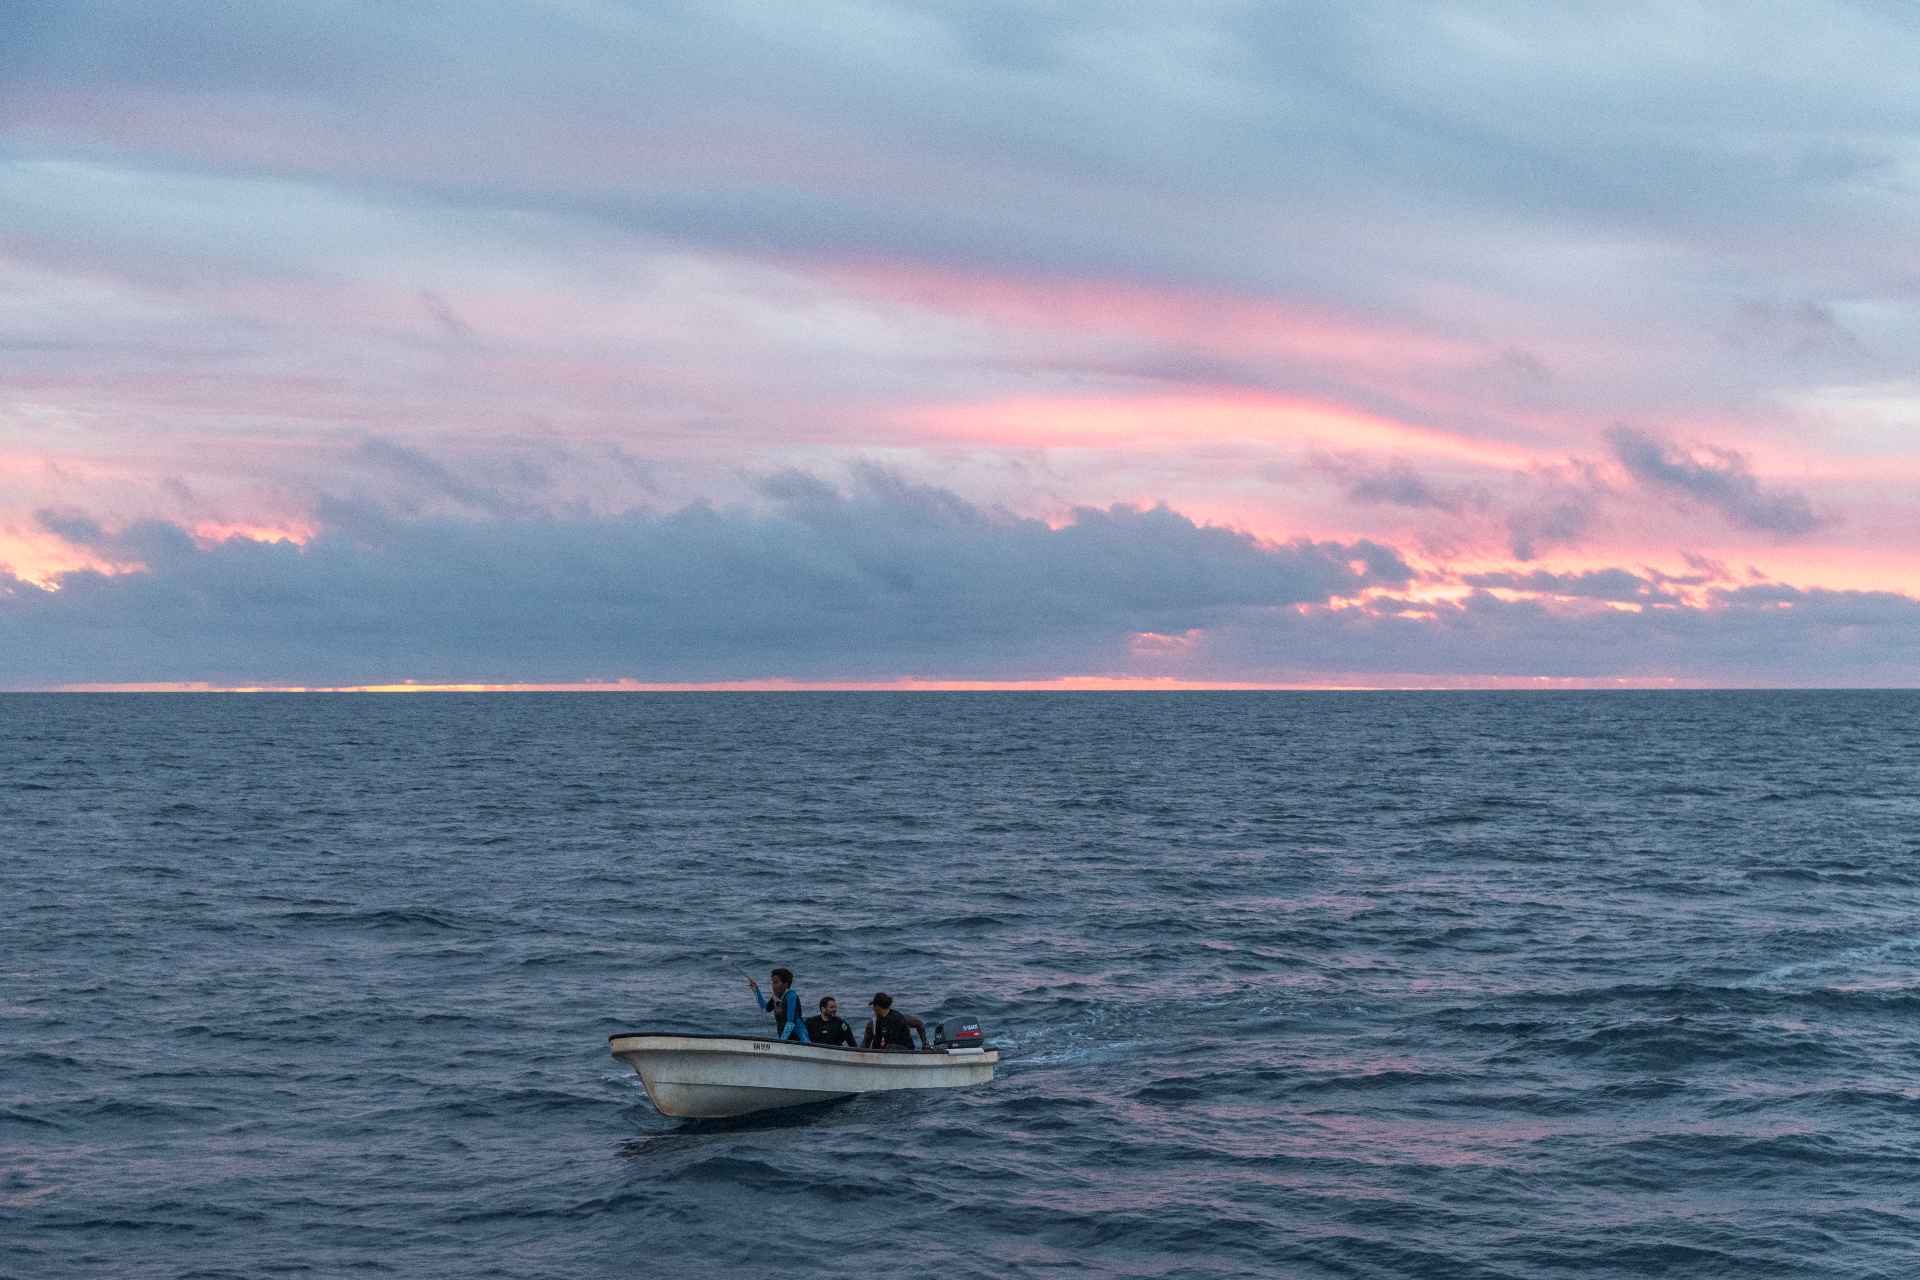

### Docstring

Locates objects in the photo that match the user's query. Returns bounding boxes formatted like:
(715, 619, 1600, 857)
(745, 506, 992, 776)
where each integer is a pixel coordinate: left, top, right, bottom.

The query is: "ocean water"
(6, 691, 1920, 1279)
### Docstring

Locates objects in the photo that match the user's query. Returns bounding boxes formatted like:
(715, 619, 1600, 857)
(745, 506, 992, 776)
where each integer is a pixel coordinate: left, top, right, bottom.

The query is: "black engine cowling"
(933, 1016, 984, 1047)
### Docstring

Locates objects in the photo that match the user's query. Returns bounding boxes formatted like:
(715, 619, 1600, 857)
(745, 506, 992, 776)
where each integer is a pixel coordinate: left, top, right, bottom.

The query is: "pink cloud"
(0, 529, 118, 586)
(814, 260, 1479, 370)
(901, 390, 1538, 468)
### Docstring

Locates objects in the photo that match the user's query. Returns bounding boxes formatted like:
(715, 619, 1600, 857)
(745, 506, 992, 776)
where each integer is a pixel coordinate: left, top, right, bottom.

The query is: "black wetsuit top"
(804, 1014, 857, 1047)
(867, 1009, 918, 1051)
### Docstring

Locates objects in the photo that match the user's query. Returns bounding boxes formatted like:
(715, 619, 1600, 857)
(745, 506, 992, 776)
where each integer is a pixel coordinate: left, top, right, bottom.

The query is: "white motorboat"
(609, 1032, 999, 1118)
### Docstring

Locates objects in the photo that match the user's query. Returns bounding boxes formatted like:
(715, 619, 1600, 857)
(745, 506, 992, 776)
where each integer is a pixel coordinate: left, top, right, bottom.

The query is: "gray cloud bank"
(3, 473, 1408, 685)
(5, 475, 1916, 688)
(1195, 583, 1920, 687)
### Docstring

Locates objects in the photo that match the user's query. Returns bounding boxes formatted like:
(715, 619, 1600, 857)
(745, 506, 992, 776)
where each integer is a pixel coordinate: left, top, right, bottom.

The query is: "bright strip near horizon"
(4, 3, 1920, 690)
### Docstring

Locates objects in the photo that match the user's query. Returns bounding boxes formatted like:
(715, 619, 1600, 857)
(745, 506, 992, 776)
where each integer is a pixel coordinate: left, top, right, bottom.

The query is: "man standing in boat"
(805, 996, 858, 1048)
(747, 968, 811, 1044)
(862, 992, 930, 1052)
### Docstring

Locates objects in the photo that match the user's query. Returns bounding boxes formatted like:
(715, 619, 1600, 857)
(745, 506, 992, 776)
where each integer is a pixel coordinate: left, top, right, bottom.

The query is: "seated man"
(862, 992, 930, 1052)
(804, 995, 858, 1048)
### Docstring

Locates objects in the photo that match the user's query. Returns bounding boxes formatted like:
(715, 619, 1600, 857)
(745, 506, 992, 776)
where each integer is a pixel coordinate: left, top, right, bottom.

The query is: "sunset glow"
(5, 5, 1918, 688)
(903, 392, 1539, 468)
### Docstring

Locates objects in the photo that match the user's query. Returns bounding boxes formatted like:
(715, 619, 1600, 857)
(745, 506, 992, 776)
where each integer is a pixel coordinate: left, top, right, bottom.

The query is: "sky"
(3, 1, 1919, 689)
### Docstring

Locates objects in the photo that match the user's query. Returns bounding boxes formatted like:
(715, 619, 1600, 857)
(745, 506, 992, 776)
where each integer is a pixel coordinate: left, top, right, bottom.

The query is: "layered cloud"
(6, 471, 1918, 689)
(3, 3, 1918, 685)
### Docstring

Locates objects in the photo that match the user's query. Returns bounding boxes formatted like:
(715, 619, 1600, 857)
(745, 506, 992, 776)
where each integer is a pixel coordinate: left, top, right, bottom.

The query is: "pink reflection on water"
(1217, 892, 1377, 918)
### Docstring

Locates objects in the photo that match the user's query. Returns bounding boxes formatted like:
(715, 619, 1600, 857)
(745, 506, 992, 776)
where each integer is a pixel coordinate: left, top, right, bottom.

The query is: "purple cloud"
(1606, 427, 1823, 536)
(1313, 455, 1482, 515)
(1505, 464, 1609, 562)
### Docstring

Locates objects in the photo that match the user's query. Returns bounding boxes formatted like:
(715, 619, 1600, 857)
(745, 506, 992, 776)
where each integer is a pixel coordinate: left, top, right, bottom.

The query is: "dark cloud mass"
(5, 475, 1916, 687)
(1, 476, 1410, 686)
(1606, 426, 1824, 536)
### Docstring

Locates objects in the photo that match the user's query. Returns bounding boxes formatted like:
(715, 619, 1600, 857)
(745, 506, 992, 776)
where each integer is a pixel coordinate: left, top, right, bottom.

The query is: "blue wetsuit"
(751, 987, 811, 1043)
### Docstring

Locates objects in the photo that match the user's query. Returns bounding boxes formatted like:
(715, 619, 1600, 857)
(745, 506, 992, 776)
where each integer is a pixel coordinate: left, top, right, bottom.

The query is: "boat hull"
(609, 1033, 997, 1118)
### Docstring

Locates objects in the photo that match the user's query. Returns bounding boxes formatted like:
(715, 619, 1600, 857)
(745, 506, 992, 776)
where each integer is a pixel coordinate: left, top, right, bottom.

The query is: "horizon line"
(17, 677, 1918, 694)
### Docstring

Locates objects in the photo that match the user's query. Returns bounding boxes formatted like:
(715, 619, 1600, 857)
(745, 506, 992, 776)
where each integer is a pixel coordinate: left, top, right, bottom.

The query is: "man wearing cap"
(861, 992, 929, 1052)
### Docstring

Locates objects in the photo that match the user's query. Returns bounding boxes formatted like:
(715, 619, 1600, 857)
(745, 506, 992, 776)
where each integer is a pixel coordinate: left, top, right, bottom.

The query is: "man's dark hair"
(771, 967, 793, 985)
(870, 992, 892, 1009)
(818, 996, 835, 1011)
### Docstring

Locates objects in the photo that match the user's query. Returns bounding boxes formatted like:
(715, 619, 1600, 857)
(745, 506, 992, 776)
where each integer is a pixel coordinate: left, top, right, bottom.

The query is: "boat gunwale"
(609, 1031, 998, 1066)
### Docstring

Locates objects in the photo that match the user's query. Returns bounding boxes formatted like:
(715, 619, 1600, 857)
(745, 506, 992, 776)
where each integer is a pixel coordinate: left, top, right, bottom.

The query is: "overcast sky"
(4, 1, 1919, 688)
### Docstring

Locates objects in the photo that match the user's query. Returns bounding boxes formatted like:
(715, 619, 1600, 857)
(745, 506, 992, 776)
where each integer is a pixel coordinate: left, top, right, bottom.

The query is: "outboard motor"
(933, 1016, 985, 1049)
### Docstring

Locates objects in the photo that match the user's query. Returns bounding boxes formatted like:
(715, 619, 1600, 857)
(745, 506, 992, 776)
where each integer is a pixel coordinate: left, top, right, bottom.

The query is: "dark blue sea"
(7, 692, 1920, 1278)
